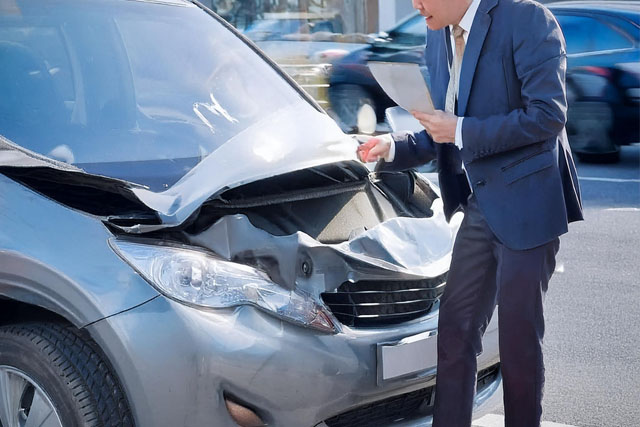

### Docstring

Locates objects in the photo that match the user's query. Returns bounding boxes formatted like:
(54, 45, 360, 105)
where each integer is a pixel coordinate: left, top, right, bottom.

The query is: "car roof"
(548, 1, 640, 23)
(548, 0, 640, 11)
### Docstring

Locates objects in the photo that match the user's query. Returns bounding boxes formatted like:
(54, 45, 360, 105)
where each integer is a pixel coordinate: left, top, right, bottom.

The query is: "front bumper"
(88, 295, 500, 427)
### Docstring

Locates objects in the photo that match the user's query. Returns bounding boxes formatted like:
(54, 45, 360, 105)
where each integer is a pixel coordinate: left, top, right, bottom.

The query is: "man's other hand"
(412, 110, 457, 143)
(356, 137, 391, 163)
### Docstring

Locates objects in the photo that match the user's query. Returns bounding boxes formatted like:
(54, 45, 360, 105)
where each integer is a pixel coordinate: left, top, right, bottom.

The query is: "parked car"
(0, 1, 501, 426)
(243, 11, 344, 41)
(550, 1, 640, 162)
(328, 12, 427, 131)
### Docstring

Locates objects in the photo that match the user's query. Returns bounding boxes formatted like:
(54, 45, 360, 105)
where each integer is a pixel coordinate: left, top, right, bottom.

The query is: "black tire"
(576, 149, 620, 164)
(0, 322, 133, 427)
(328, 84, 376, 133)
(567, 100, 620, 164)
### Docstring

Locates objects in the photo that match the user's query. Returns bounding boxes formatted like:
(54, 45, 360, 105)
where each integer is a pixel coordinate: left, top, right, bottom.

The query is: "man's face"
(412, 0, 469, 30)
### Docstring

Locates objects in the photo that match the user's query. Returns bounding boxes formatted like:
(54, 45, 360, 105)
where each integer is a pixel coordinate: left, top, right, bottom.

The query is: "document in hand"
(368, 62, 434, 114)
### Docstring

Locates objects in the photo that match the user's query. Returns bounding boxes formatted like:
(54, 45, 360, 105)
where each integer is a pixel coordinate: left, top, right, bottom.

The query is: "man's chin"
(425, 18, 445, 31)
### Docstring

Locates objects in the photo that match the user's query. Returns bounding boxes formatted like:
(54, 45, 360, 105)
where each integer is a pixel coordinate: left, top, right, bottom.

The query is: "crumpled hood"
(0, 105, 363, 232)
(130, 105, 361, 229)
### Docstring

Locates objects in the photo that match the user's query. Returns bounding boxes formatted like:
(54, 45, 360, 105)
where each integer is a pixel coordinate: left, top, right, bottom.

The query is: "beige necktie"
(445, 25, 466, 114)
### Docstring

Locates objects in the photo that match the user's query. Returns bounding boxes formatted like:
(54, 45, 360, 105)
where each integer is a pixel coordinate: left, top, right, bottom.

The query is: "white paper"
(368, 61, 434, 114)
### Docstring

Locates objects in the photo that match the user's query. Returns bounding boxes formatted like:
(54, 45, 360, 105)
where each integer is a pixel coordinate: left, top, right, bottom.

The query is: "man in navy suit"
(358, 0, 583, 425)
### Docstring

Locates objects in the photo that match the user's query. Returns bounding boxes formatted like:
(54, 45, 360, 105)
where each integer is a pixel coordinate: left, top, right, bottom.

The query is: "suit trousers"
(432, 194, 559, 427)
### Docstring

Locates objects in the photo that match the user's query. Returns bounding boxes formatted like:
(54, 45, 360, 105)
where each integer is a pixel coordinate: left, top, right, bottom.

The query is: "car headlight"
(110, 239, 337, 333)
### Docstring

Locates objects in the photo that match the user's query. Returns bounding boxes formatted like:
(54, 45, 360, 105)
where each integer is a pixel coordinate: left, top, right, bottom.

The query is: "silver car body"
(0, 0, 501, 425)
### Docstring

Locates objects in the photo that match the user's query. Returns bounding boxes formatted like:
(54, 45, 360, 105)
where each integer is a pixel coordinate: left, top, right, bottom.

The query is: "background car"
(550, 1, 640, 162)
(243, 11, 344, 41)
(0, 0, 501, 426)
(328, 11, 427, 131)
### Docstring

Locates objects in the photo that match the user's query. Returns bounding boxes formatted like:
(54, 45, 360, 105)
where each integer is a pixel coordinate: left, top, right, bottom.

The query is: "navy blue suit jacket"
(383, 0, 583, 250)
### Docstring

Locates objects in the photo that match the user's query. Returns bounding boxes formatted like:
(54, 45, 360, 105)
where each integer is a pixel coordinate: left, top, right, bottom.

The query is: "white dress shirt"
(384, 0, 481, 163)
(452, 0, 481, 150)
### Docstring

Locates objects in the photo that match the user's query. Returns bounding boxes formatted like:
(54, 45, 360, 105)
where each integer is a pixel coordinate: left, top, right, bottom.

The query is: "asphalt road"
(542, 144, 640, 427)
(484, 144, 640, 427)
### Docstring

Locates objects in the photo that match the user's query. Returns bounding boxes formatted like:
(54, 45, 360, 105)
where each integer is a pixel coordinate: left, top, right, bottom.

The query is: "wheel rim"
(0, 366, 63, 427)
(331, 85, 375, 132)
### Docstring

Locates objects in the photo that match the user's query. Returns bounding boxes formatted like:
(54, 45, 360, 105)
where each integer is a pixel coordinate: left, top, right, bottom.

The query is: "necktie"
(445, 25, 466, 114)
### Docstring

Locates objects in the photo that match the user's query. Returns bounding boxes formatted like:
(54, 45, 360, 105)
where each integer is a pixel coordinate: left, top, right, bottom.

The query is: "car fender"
(0, 174, 158, 327)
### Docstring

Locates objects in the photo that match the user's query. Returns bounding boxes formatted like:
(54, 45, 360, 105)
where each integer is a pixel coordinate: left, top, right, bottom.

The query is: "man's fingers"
(356, 138, 377, 161)
(356, 138, 390, 162)
(367, 143, 388, 160)
(357, 137, 390, 162)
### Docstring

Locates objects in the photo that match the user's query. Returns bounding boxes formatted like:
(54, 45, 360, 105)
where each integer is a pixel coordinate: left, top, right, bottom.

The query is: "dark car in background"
(328, 12, 426, 131)
(551, 1, 640, 162)
(329, 2, 639, 161)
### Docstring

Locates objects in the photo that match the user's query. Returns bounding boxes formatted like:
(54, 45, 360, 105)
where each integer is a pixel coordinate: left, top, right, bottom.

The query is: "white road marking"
(473, 414, 577, 427)
(605, 207, 640, 212)
(554, 263, 565, 273)
(578, 176, 640, 183)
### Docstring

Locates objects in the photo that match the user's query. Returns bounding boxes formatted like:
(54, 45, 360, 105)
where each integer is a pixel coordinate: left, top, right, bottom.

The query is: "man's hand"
(356, 137, 391, 163)
(412, 110, 458, 143)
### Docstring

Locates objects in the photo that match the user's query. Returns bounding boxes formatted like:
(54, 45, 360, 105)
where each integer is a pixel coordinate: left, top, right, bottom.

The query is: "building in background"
(199, 0, 415, 34)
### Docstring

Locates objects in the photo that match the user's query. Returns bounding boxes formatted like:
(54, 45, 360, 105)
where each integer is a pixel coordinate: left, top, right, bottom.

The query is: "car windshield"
(390, 14, 426, 39)
(0, 0, 315, 191)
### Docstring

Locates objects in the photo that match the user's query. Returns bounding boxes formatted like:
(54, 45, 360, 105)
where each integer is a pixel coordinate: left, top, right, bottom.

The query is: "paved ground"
(473, 144, 640, 427)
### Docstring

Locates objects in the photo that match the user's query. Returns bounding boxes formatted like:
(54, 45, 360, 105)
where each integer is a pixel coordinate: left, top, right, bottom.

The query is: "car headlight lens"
(110, 240, 336, 333)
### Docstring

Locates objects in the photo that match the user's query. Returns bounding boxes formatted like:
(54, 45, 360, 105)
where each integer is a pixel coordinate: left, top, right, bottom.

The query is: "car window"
(0, 0, 316, 190)
(391, 14, 427, 38)
(555, 14, 634, 54)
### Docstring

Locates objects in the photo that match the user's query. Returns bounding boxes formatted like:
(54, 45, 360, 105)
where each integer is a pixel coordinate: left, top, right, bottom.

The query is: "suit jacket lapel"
(444, 26, 453, 67)
(432, 28, 452, 110)
(457, 0, 498, 116)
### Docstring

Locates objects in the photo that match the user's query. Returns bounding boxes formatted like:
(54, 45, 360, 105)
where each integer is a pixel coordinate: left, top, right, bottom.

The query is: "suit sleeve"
(381, 130, 437, 172)
(460, 6, 568, 163)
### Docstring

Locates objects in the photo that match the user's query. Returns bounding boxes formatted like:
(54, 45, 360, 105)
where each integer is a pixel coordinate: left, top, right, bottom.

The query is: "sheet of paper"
(368, 61, 434, 114)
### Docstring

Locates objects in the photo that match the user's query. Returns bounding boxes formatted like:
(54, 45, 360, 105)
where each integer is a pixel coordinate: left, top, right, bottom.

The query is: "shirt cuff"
(380, 133, 395, 162)
(454, 117, 464, 150)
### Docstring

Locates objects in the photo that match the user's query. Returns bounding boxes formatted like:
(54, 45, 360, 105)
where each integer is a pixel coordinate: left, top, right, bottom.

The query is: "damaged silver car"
(0, 0, 501, 426)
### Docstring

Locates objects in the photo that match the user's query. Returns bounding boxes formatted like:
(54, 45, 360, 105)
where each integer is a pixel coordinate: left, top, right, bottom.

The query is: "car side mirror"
(384, 106, 423, 133)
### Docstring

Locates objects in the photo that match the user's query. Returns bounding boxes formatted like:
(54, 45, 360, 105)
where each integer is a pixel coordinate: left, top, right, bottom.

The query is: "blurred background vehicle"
(244, 10, 343, 41)
(328, 12, 427, 132)
(550, 1, 640, 163)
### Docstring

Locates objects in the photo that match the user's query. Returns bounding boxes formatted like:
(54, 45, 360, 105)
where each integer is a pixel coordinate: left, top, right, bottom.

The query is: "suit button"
(475, 179, 486, 187)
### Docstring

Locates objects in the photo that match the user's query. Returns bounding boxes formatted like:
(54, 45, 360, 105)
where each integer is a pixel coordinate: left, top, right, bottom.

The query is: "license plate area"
(377, 330, 438, 385)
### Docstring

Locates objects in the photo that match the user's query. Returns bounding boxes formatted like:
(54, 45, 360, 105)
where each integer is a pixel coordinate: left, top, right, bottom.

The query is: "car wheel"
(575, 149, 620, 164)
(329, 84, 376, 133)
(0, 322, 133, 427)
(567, 101, 620, 164)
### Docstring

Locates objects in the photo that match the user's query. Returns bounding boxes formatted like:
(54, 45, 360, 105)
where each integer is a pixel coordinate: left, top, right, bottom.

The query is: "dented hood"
(0, 104, 362, 232)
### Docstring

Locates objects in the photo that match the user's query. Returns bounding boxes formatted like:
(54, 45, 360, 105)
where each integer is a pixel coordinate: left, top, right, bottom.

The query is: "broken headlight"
(110, 240, 336, 333)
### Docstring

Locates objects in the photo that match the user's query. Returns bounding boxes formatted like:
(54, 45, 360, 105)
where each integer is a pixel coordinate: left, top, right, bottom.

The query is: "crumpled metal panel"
(190, 198, 461, 295)
(1, 105, 362, 233)
(130, 105, 361, 228)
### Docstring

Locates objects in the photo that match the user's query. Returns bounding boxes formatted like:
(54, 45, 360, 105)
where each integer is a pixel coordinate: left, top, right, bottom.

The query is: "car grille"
(321, 272, 447, 327)
(323, 364, 500, 427)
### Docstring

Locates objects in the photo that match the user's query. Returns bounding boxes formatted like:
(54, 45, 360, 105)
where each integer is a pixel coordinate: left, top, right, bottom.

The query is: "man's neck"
(453, 0, 474, 26)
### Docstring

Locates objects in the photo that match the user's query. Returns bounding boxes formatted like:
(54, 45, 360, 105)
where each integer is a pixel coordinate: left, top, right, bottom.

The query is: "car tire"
(576, 149, 620, 164)
(567, 100, 620, 164)
(329, 84, 376, 133)
(0, 322, 133, 427)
